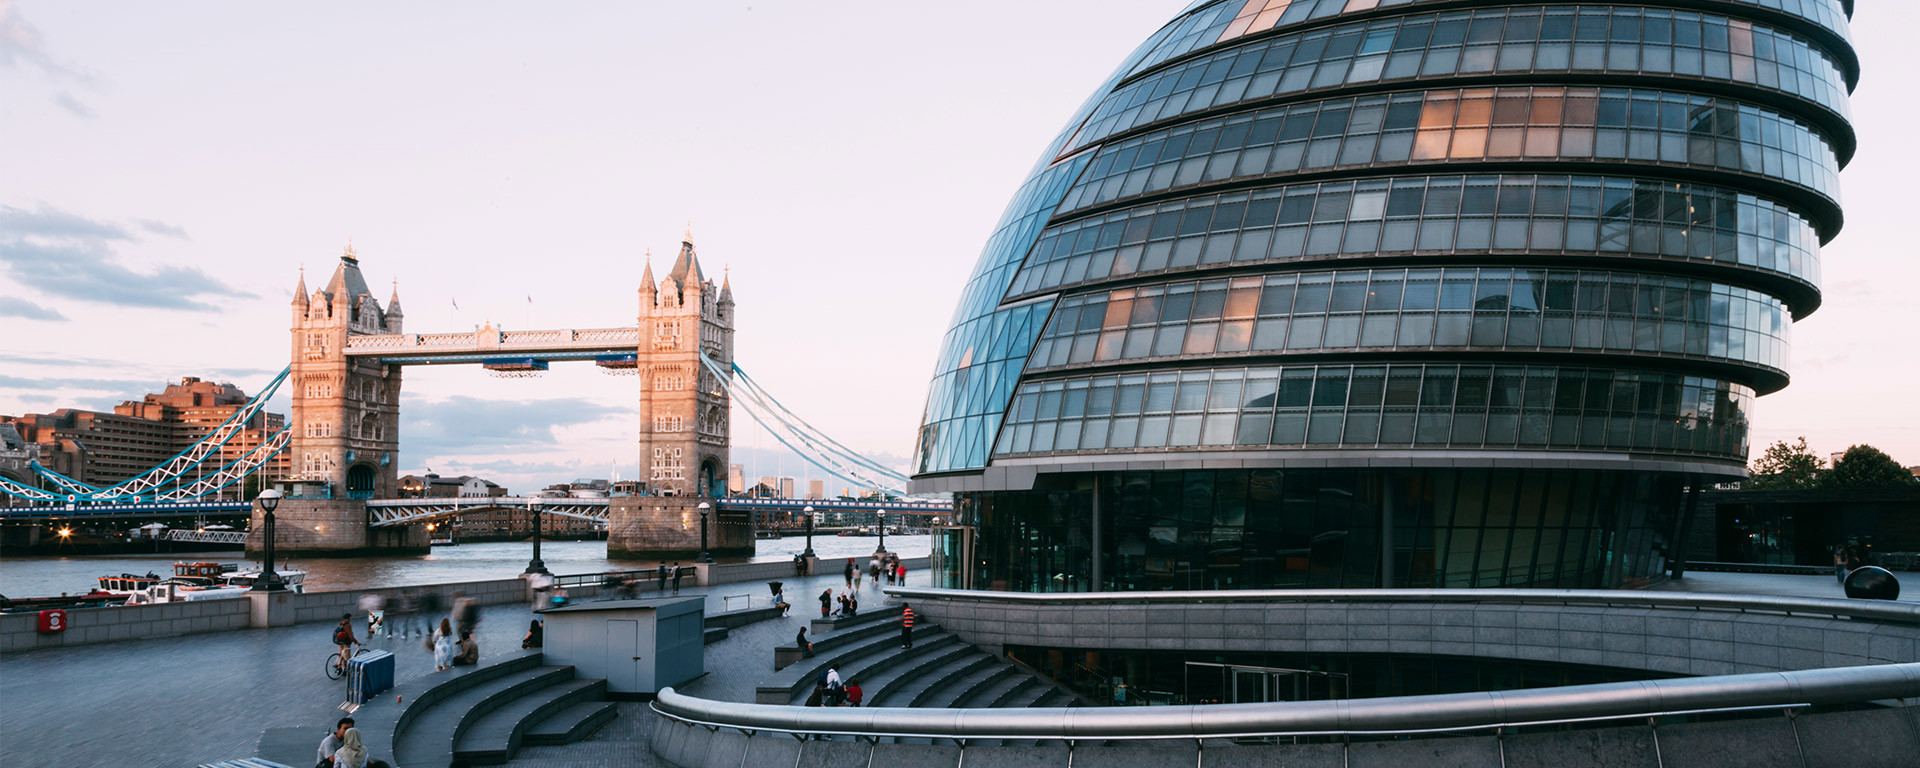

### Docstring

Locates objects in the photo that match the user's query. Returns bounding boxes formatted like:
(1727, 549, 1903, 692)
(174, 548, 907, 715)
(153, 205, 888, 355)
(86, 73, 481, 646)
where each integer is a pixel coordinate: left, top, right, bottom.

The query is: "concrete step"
(1029, 688, 1075, 708)
(955, 667, 1029, 709)
(810, 605, 903, 636)
(989, 676, 1045, 709)
(848, 640, 971, 706)
(775, 608, 906, 670)
(703, 626, 728, 645)
(452, 677, 606, 765)
(928, 663, 1017, 708)
(785, 633, 961, 706)
(521, 701, 618, 746)
(757, 624, 944, 704)
(872, 648, 989, 707)
(392, 665, 574, 768)
(353, 650, 544, 766)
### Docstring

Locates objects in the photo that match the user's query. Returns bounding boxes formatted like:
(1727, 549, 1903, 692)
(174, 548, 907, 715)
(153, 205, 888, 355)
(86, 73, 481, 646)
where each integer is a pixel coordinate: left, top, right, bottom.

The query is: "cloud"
(0, 374, 158, 392)
(137, 219, 189, 239)
(0, 2, 100, 116)
(51, 89, 92, 118)
(0, 298, 65, 321)
(0, 203, 250, 311)
(401, 395, 625, 460)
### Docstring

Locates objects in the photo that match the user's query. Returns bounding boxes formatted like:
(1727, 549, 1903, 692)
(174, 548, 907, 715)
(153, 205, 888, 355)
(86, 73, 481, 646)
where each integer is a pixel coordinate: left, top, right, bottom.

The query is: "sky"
(2, 1, 1916, 495)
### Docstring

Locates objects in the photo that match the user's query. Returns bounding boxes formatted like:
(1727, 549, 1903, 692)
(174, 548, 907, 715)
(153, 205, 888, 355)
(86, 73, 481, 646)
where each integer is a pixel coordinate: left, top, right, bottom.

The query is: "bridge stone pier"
(608, 496, 753, 560)
(246, 498, 427, 558)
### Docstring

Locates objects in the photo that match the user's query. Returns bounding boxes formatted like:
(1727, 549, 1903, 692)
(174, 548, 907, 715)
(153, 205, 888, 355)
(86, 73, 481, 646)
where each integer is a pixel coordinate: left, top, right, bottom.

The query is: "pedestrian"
(452, 591, 479, 637)
(900, 603, 914, 649)
(853, 563, 863, 589)
(846, 589, 858, 616)
(333, 614, 360, 671)
(869, 556, 881, 587)
(805, 681, 826, 707)
(330, 726, 368, 768)
(671, 563, 683, 594)
(417, 590, 444, 634)
(844, 679, 863, 707)
(316, 716, 354, 767)
(844, 558, 855, 588)
(527, 571, 554, 611)
(819, 589, 832, 618)
(657, 562, 670, 592)
(432, 618, 455, 671)
(1835, 545, 1850, 584)
(794, 553, 808, 576)
(896, 562, 907, 586)
(453, 629, 479, 666)
(795, 626, 812, 656)
(394, 589, 419, 638)
(522, 619, 543, 650)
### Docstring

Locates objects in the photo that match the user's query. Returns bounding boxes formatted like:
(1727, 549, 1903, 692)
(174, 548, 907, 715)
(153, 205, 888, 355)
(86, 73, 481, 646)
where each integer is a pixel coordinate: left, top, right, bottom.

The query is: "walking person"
(657, 562, 670, 593)
(671, 563, 683, 594)
(844, 558, 855, 589)
(393, 589, 419, 638)
(900, 603, 914, 649)
(869, 556, 882, 589)
(853, 562, 863, 589)
(451, 591, 479, 637)
(896, 561, 907, 586)
(417, 590, 444, 636)
(1835, 545, 1851, 584)
(358, 593, 386, 638)
(819, 589, 832, 618)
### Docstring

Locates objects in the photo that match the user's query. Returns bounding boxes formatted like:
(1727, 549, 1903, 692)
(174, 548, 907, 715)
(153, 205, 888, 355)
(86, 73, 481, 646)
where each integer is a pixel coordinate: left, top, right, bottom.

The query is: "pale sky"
(2, 1, 1915, 494)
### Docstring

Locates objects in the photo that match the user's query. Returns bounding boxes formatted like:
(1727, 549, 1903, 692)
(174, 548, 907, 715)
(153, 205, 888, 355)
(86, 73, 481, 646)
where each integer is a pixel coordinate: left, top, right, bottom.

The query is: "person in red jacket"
(900, 603, 914, 649)
(844, 679, 864, 707)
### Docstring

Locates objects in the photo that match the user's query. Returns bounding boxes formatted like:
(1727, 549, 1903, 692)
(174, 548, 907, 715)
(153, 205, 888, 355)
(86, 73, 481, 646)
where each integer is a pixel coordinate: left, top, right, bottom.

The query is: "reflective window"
(950, 467, 1686, 591)
(1128, 0, 1851, 86)
(1057, 87, 1842, 216)
(1070, 6, 1849, 157)
(1014, 174, 1820, 297)
(996, 363, 1753, 460)
(1028, 269, 1791, 379)
(914, 155, 1088, 475)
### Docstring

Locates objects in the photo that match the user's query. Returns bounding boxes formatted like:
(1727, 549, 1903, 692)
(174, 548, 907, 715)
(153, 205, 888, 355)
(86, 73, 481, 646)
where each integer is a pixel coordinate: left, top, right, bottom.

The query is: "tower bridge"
(1, 233, 928, 559)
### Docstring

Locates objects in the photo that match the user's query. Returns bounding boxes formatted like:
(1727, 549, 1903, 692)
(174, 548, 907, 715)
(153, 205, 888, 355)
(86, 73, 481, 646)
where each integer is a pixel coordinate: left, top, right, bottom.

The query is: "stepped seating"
(774, 608, 903, 670)
(301, 651, 613, 767)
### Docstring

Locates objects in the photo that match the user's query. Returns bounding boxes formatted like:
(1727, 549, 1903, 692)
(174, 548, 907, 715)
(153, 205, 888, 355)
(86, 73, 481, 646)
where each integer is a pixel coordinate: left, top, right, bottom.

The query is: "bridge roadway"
(342, 326, 640, 366)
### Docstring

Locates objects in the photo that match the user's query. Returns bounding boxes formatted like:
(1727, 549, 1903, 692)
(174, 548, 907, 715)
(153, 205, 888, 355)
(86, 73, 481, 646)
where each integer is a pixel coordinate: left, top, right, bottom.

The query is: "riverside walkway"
(0, 562, 925, 768)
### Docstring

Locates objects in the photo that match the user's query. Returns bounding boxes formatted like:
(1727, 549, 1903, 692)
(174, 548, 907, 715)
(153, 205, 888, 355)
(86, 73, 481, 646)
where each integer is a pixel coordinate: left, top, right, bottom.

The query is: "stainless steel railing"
(652, 663, 1920, 741)
(881, 586, 1920, 625)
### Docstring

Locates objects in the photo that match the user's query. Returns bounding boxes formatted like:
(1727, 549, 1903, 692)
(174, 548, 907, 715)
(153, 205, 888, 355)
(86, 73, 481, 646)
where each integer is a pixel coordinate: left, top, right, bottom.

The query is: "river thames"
(0, 535, 933, 598)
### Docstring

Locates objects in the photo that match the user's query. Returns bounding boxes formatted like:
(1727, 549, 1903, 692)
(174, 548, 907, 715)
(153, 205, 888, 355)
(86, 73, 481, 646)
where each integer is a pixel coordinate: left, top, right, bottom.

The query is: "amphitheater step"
(521, 701, 618, 746)
(859, 642, 976, 706)
(934, 664, 1020, 708)
(391, 665, 575, 768)
(786, 633, 961, 706)
(878, 650, 994, 707)
(452, 676, 606, 764)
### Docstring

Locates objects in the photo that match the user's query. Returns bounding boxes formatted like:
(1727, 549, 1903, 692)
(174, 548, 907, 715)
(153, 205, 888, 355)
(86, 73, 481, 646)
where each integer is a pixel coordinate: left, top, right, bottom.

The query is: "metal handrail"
(653, 663, 1920, 741)
(882, 586, 1920, 625)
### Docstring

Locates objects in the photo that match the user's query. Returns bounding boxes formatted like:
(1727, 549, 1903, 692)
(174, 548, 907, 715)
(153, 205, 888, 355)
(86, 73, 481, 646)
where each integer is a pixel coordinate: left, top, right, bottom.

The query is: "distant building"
(746, 481, 777, 498)
(777, 477, 796, 498)
(727, 463, 744, 494)
(610, 480, 646, 497)
(806, 479, 824, 499)
(399, 473, 507, 498)
(2, 376, 288, 493)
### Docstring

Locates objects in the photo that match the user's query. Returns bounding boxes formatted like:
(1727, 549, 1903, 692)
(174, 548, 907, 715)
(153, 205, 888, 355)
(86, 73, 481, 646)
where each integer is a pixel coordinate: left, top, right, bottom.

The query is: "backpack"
(333, 626, 351, 645)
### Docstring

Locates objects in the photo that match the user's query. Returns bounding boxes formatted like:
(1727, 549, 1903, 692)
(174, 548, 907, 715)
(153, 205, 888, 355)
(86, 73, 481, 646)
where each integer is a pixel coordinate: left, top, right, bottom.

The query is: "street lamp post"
(875, 510, 887, 555)
(524, 497, 548, 574)
(697, 501, 714, 564)
(801, 505, 816, 558)
(253, 489, 284, 591)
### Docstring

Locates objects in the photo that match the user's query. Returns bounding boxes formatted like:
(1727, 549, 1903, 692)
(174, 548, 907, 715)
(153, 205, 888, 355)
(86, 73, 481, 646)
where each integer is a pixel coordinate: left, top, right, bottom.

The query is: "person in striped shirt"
(900, 604, 914, 649)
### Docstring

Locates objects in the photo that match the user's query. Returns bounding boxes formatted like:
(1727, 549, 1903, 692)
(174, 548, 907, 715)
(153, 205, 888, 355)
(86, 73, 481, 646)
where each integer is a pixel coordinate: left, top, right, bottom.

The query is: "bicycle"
(326, 647, 371, 680)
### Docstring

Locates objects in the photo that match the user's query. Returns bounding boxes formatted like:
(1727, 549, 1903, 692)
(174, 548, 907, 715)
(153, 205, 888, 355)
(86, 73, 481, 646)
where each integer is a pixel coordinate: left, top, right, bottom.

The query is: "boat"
(121, 563, 307, 604)
(221, 566, 306, 592)
(93, 572, 164, 596)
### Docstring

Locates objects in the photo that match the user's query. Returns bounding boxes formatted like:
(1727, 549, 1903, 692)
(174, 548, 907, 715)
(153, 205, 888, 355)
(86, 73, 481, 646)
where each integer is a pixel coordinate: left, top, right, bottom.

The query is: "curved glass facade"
(1069, 5, 1851, 158)
(913, 0, 1852, 592)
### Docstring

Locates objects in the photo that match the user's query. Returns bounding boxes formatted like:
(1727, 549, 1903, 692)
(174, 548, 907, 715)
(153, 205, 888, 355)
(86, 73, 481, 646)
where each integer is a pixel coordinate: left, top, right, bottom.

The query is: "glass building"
(913, 0, 1855, 592)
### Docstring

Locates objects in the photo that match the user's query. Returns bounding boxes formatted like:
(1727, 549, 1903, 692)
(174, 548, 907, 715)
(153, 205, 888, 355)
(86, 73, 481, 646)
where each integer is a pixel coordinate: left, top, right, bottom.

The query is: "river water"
(0, 535, 933, 598)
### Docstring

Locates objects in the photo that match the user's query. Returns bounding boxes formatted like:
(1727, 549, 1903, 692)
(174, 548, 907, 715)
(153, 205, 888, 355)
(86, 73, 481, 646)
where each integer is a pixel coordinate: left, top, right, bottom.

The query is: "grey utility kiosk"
(538, 596, 704, 699)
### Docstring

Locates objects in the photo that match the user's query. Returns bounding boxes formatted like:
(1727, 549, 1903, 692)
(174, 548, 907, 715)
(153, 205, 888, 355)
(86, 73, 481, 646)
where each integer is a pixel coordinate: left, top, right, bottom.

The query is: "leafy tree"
(1746, 437, 1823, 490)
(1822, 444, 1918, 489)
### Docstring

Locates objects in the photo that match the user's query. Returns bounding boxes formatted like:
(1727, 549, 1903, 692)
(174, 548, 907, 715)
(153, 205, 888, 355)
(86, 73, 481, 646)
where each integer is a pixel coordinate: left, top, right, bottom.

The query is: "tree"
(1822, 445, 1918, 489)
(1746, 437, 1823, 490)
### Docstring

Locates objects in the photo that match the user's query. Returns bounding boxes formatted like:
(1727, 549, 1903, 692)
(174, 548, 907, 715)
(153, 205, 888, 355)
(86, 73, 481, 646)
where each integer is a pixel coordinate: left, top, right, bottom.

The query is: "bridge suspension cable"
(1, 366, 293, 504)
(698, 353, 911, 497)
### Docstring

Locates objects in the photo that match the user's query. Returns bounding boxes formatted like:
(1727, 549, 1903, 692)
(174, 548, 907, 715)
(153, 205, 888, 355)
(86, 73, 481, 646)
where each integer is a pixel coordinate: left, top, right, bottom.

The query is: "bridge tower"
(635, 232, 732, 497)
(288, 246, 404, 501)
(610, 232, 751, 558)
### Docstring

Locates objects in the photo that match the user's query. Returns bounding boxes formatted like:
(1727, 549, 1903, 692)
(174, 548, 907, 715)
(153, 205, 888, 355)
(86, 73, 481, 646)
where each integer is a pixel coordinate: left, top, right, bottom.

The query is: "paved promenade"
(0, 560, 925, 768)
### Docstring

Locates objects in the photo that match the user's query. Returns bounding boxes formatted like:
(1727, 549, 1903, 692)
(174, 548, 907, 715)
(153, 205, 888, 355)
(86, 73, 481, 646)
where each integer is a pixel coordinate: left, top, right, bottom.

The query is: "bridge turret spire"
(292, 267, 309, 308)
(639, 252, 656, 301)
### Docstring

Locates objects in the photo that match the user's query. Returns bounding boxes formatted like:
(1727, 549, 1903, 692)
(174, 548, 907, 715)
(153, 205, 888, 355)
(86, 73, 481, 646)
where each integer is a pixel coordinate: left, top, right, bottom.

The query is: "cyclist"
(332, 613, 360, 673)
